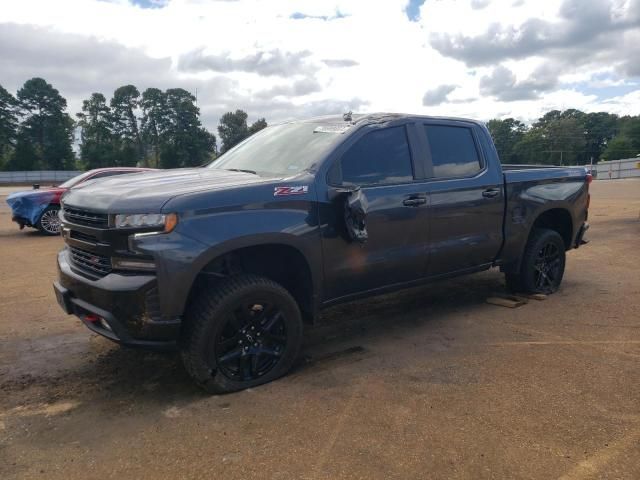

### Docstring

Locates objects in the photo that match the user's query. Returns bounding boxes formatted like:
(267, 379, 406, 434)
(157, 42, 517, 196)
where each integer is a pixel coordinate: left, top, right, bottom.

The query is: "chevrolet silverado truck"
(53, 113, 590, 393)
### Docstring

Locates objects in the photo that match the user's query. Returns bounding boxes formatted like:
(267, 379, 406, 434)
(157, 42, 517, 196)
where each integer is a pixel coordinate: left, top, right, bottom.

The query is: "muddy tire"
(506, 228, 566, 294)
(36, 205, 61, 236)
(181, 274, 303, 394)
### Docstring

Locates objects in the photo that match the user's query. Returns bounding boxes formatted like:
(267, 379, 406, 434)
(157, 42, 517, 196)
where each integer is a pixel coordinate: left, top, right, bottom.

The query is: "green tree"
(217, 110, 268, 153)
(543, 117, 586, 165)
(602, 136, 635, 160)
(159, 88, 216, 168)
(618, 116, 640, 152)
(10, 77, 74, 170)
(218, 109, 249, 153)
(550, 109, 620, 162)
(76, 93, 116, 169)
(0, 84, 19, 169)
(533, 110, 562, 129)
(601, 117, 640, 160)
(581, 112, 619, 162)
(111, 85, 142, 166)
(486, 118, 526, 163)
(140, 88, 167, 168)
(249, 117, 268, 135)
(513, 128, 547, 164)
(513, 112, 587, 166)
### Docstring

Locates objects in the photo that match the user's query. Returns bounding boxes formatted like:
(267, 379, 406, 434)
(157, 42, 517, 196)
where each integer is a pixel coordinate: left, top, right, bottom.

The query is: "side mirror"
(328, 185, 369, 244)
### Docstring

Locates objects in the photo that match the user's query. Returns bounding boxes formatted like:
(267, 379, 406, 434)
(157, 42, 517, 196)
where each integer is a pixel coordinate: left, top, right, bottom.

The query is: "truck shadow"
(2, 270, 505, 409)
(306, 270, 502, 349)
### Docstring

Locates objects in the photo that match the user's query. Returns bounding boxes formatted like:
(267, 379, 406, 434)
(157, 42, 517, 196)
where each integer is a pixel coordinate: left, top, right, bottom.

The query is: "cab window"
(335, 126, 414, 186)
(424, 125, 481, 178)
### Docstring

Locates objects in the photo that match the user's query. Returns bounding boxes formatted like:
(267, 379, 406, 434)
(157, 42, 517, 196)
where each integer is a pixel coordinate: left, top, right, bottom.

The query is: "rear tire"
(505, 228, 566, 294)
(181, 274, 303, 394)
(36, 205, 61, 236)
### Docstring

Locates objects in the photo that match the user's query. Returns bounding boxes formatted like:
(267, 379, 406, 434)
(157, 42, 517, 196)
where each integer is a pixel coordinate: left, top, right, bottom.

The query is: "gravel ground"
(0, 179, 639, 480)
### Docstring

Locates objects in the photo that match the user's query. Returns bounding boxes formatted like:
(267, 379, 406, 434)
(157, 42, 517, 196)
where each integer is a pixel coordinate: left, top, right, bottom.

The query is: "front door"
(320, 124, 430, 300)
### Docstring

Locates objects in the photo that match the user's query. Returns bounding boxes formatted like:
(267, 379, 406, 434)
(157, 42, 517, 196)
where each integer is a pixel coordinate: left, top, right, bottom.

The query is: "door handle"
(482, 188, 500, 198)
(403, 196, 427, 207)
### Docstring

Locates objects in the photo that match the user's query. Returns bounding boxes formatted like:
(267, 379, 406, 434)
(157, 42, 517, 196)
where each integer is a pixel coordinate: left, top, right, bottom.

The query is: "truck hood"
(62, 167, 270, 213)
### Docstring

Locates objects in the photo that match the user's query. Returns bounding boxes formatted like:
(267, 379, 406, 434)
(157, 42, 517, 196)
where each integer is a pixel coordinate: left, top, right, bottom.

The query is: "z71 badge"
(274, 186, 309, 196)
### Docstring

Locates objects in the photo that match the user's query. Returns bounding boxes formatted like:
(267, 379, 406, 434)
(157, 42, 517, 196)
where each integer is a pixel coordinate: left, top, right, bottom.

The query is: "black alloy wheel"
(215, 301, 288, 381)
(532, 241, 563, 294)
(181, 275, 303, 393)
(505, 228, 566, 294)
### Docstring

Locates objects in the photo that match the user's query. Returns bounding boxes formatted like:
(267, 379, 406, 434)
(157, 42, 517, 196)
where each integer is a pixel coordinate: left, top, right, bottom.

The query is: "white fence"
(0, 170, 81, 184)
(594, 158, 640, 180)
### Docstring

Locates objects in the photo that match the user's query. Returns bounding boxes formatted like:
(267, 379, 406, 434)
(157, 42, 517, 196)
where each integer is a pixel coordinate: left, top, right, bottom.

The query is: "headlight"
(113, 212, 178, 232)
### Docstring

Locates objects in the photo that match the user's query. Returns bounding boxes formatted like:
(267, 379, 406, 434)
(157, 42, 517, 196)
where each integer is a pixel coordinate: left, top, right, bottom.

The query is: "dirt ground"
(1, 180, 639, 480)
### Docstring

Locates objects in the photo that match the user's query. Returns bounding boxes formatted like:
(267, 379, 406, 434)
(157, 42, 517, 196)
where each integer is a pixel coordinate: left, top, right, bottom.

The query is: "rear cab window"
(424, 125, 482, 178)
(331, 125, 414, 186)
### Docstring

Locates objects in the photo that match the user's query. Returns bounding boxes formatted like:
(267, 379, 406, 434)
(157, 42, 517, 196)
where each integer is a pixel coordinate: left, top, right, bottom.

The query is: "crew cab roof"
(294, 113, 486, 129)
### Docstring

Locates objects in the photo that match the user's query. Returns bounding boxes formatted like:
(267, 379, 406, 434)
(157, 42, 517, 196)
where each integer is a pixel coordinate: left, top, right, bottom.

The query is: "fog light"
(111, 257, 156, 271)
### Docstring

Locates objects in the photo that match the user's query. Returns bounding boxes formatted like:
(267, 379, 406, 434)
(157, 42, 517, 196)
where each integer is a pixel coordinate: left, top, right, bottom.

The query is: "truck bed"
(502, 164, 587, 184)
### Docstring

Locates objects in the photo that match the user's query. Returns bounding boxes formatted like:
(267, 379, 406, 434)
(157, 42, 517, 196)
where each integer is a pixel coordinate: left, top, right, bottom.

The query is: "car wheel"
(181, 274, 303, 394)
(37, 205, 61, 236)
(506, 228, 566, 294)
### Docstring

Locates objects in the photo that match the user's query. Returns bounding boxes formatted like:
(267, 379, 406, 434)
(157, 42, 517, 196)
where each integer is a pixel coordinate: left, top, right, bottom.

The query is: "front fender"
(133, 207, 322, 319)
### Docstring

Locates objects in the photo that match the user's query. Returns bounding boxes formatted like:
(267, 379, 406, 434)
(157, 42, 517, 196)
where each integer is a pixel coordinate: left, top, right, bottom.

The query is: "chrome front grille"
(63, 207, 109, 228)
(69, 247, 112, 277)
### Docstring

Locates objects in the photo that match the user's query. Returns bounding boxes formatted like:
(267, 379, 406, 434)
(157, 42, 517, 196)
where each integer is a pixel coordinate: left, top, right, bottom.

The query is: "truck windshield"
(209, 123, 345, 177)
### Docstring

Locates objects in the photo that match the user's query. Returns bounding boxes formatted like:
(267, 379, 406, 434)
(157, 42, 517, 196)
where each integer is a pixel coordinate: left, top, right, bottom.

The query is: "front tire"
(181, 274, 303, 394)
(36, 205, 61, 235)
(506, 228, 566, 294)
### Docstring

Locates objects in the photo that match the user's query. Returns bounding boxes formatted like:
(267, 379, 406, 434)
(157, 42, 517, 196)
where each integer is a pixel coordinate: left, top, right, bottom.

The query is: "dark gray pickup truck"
(53, 113, 590, 392)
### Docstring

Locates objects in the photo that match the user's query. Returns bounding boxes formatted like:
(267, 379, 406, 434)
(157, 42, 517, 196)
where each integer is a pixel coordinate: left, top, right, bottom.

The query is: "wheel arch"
(185, 241, 318, 325)
(37, 202, 61, 217)
(530, 207, 574, 250)
(501, 204, 575, 275)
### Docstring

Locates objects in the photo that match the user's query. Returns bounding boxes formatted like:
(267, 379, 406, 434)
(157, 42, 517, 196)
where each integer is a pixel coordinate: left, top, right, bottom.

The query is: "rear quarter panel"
(500, 167, 589, 267)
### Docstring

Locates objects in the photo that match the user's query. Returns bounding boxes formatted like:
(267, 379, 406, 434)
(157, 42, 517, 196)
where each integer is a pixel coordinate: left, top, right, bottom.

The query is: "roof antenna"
(343, 111, 352, 122)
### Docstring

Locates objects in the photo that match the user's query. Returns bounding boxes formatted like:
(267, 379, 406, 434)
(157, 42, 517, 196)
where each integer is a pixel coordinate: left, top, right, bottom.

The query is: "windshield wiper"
(224, 168, 258, 175)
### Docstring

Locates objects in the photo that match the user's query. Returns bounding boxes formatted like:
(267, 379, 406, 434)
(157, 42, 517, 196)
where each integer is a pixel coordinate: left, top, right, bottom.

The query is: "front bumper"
(54, 249, 180, 349)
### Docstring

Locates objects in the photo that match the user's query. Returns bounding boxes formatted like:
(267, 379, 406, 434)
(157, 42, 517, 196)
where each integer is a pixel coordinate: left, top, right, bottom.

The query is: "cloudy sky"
(1, 0, 639, 130)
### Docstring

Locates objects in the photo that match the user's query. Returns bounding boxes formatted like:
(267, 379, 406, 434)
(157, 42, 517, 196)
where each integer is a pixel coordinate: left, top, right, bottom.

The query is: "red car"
(6, 168, 153, 235)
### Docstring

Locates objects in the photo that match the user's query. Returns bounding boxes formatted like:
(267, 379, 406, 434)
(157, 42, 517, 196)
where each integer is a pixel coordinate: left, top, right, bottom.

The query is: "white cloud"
(1, 0, 639, 129)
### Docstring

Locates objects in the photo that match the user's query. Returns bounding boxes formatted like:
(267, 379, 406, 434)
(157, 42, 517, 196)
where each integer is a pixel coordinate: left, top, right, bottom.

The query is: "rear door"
(320, 123, 431, 300)
(420, 121, 504, 276)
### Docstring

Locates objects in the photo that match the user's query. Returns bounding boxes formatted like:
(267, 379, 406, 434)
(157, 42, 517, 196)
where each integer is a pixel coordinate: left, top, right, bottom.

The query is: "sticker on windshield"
(274, 186, 309, 197)
(313, 124, 351, 134)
